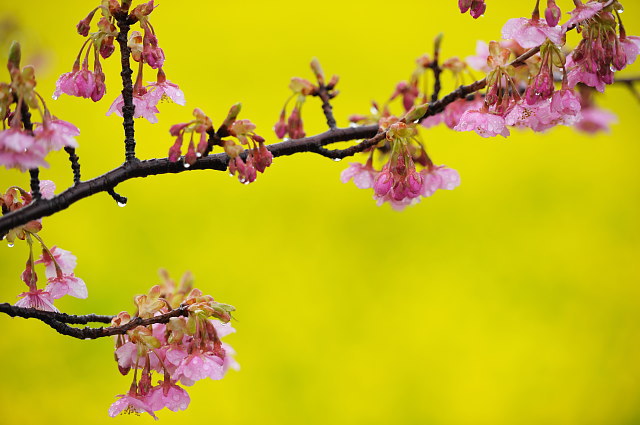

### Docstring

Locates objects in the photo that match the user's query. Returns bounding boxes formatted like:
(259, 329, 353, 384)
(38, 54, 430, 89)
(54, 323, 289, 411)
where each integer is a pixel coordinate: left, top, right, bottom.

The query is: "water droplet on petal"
(117, 202, 127, 207)
(7, 242, 14, 248)
(332, 158, 342, 162)
(196, 153, 202, 158)
(184, 163, 191, 168)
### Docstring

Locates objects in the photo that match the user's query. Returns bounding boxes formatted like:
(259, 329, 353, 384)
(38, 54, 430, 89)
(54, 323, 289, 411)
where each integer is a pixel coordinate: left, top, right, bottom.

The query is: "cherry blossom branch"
(1, 3, 632, 237)
(0, 302, 189, 339)
(0, 43, 561, 235)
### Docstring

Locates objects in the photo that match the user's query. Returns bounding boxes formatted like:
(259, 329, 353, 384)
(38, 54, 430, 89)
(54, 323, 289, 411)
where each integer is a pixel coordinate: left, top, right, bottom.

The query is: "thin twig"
(64, 147, 82, 185)
(430, 33, 443, 103)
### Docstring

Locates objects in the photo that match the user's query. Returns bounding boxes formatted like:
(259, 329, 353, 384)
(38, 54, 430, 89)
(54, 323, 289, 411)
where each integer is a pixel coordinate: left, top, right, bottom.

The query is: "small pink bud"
(287, 108, 305, 139)
(196, 132, 208, 156)
(373, 167, 393, 197)
(274, 110, 287, 139)
(545, 1, 561, 27)
(185, 140, 197, 165)
(470, 0, 486, 18)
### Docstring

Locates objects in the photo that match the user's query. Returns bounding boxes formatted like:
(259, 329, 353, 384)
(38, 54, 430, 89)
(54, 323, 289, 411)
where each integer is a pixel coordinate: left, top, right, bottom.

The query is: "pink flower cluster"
(2, 181, 87, 312)
(0, 117, 80, 171)
(565, 4, 640, 93)
(275, 61, 338, 140)
(109, 271, 238, 419)
(341, 121, 460, 210)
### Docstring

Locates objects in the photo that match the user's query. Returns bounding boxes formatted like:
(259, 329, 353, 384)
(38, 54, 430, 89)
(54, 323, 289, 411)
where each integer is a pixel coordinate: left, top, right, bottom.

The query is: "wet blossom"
(147, 382, 190, 412)
(108, 392, 157, 420)
(166, 349, 226, 386)
(33, 118, 80, 151)
(501, 18, 563, 49)
(550, 89, 581, 117)
(0, 128, 48, 171)
(454, 109, 510, 137)
(15, 289, 58, 312)
(146, 80, 186, 106)
(420, 166, 461, 197)
(53, 66, 106, 102)
(561, 1, 604, 30)
(45, 274, 88, 299)
(35, 246, 77, 279)
(341, 162, 378, 189)
(106, 91, 160, 123)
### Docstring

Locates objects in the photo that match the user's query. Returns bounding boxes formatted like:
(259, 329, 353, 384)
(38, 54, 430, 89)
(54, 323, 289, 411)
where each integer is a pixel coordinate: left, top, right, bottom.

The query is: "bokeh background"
(1, 1, 640, 424)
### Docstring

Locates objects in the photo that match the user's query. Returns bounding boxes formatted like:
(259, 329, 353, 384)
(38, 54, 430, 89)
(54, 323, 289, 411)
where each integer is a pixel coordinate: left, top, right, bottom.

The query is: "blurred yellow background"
(1, 1, 640, 424)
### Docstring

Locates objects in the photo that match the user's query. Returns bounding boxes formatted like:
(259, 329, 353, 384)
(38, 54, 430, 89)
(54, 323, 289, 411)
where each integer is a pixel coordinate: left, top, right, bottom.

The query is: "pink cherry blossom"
(35, 245, 77, 279)
(212, 318, 236, 338)
(340, 162, 378, 189)
(420, 166, 461, 197)
(147, 382, 190, 412)
(550, 89, 581, 117)
(0, 128, 48, 171)
(575, 106, 617, 134)
(115, 341, 163, 372)
(454, 109, 510, 138)
(33, 119, 80, 151)
(505, 98, 579, 132)
(465, 41, 491, 72)
(107, 93, 160, 123)
(501, 18, 563, 49)
(221, 342, 240, 372)
(566, 53, 607, 93)
(108, 392, 157, 419)
(146, 81, 186, 106)
(373, 193, 419, 211)
(15, 289, 58, 312)
(562, 1, 604, 30)
(621, 36, 640, 66)
(166, 349, 225, 386)
(45, 274, 88, 299)
(53, 69, 99, 100)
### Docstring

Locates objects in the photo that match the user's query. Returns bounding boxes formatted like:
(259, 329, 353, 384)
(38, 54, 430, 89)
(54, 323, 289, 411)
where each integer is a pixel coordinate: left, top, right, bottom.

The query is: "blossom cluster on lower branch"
(109, 270, 238, 419)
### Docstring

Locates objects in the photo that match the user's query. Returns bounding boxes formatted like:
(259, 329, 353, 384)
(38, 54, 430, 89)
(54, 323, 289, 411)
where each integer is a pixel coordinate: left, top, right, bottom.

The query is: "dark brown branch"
(114, 12, 138, 163)
(64, 147, 82, 185)
(0, 303, 112, 324)
(0, 302, 189, 340)
(20, 102, 41, 201)
(430, 34, 443, 102)
(314, 84, 337, 130)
